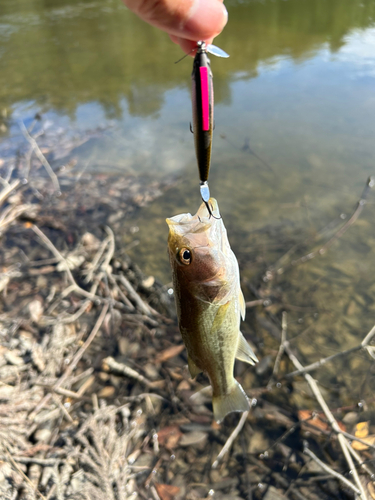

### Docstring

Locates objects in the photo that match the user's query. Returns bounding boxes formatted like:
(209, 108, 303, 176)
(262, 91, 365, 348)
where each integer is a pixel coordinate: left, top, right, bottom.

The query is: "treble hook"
(204, 200, 221, 220)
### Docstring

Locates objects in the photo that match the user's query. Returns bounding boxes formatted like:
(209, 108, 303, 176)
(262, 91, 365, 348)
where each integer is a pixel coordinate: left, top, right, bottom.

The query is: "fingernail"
(184, 0, 229, 39)
(221, 3, 229, 26)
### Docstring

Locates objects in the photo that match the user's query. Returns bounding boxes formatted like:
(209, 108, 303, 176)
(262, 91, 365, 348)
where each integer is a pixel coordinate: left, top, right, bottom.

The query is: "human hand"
(122, 0, 228, 54)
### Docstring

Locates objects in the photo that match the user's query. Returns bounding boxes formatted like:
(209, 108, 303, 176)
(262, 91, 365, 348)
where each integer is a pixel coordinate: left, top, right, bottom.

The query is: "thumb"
(123, 0, 228, 42)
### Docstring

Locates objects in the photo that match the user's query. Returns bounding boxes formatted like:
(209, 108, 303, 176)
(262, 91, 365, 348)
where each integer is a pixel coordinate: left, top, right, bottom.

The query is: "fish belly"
(179, 296, 235, 385)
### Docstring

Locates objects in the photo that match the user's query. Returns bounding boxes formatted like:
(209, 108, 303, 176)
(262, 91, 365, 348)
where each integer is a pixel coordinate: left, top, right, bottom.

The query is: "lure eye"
(178, 248, 192, 266)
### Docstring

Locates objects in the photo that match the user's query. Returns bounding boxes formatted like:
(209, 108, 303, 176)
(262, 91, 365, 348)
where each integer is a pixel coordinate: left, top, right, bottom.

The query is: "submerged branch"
(20, 120, 61, 193)
(285, 324, 375, 378)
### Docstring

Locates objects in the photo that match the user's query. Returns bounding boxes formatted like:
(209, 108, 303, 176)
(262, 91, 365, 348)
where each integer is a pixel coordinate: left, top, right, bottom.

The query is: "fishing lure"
(191, 42, 229, 208)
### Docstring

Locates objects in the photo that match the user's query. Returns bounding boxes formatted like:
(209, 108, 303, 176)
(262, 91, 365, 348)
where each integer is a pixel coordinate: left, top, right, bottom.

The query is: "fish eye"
(178, 248, 192, 266)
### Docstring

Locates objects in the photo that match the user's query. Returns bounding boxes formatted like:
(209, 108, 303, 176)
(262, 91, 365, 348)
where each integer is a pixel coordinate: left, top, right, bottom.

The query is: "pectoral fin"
(188, 355, 201, 379)
(236, 332, 259, 365)
(210, 302, 230, 334)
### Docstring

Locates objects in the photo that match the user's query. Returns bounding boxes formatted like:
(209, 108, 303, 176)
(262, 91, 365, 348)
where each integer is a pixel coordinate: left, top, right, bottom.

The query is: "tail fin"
(212, 380, 250, 423)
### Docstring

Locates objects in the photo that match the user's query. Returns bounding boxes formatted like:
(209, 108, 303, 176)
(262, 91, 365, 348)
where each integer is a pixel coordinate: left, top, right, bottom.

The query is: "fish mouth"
(196, 198, 220, 220)
(166, 198, 221, 238)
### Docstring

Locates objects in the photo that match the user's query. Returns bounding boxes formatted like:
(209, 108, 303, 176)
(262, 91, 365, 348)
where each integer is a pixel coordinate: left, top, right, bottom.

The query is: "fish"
(191, 41, 229, 204)
(166, 198, 258, 423)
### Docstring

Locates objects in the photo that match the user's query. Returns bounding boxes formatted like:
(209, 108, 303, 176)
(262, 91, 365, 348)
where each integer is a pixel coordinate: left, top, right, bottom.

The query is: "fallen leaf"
(354, 421, 369, 439)
(157, 425, 182, 450)
(298, 410, 346, 433)
(154, 483, 180, 500)
(155, 344, 185, 363)
(298, 410, 328, 431)
(352, 435, 375, 451)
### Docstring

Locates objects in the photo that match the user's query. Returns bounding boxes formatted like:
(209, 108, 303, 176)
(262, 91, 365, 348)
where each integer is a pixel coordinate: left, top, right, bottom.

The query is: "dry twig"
(20, 121, 60, 193)
(303, 444, 361, 496)
(102, 356, 156, 389)
(212, 411, 249, 469)
(283, 321, 368, 499)
(285, 324, 375, 378)
(30, 303, 109, 420)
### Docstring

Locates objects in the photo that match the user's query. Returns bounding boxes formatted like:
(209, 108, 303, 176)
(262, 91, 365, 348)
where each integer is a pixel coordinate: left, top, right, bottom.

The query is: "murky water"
(1, 0, 375, 407)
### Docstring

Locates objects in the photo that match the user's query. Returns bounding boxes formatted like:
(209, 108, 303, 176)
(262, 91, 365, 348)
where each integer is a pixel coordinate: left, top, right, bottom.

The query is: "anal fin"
(188, 355, 202, 379)
(236, 332, 259, 365)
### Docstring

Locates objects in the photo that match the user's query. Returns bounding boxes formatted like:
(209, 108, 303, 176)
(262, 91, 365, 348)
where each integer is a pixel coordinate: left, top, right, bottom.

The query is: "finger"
(123, 0, 228, 41)
(169, 34, 179, 44)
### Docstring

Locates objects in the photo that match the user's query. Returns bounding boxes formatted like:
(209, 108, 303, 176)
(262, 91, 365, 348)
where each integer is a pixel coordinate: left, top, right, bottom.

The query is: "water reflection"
(1, 0, 374, 120)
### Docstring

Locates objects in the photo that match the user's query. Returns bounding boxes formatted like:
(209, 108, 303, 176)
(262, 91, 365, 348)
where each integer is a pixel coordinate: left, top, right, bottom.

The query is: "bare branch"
(212, 411, 249, 469)
(30, 303, 109, 420)
(102, 356, 156, 389)
(268, 311, 287, 386)
(20, 120, 60, 193)
(286, 323, 375, 378)
(303, 445, 361, 496)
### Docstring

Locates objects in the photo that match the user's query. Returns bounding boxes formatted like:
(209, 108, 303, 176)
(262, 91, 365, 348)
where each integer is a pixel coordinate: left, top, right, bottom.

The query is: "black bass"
(166, 198, 258, 422)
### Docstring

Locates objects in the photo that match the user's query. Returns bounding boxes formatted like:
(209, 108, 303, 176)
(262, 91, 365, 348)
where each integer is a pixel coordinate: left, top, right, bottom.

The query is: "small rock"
(343, 411, 359, 425)
(7, 193, 22, 205)
(118, 337, 129, 355)
(0, 385, 15, 397)
(31, 344, 45, 372)
(142, 276, 155, 288)
(81, 232, 101, 249)
(98, 371, 110, 381)
(98, 386, 115, 398)
(70, 471, 85, 492)
(144, 363, 159, 380)
(36, 275, 48, 290)
(5, 350, 24, 366)
(34, 429, 52, 443)
(180, 431, 207, 447)
(248, 430, 269, 454)
(0, 461, 12, 482)
(29, 299, 44, 323)
(263, 486, 286, 500)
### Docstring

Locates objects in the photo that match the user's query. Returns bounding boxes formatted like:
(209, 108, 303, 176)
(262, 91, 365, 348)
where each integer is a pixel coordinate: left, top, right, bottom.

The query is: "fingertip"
(184, 0, 228, 40)
(176, 38, 198, 55)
